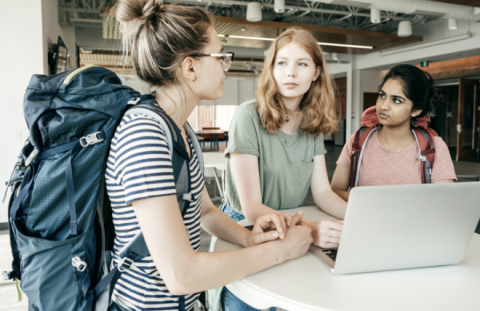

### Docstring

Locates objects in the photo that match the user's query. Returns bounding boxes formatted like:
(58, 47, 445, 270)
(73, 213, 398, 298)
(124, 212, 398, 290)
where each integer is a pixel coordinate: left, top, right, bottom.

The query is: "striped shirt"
(105, 114, 204, 311)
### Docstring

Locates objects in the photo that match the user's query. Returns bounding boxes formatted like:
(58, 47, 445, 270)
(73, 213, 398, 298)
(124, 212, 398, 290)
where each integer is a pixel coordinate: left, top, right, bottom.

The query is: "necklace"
(280, 111, 302, 147)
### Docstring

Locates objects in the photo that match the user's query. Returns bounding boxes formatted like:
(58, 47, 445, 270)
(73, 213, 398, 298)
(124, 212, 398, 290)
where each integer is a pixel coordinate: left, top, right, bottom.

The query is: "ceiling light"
(397, 21, 412, 37)
(241, 27, 246, 32)
(217, 34, 373, 49)
(80, 48, 93, 54)
(370, 9, 381, 24)
(274, 0, 285, 13)
(247, 2, 262, 22)
(448, 19, 458, 30)
(332, 53, 338, 61)
(221, 39, 227, 44)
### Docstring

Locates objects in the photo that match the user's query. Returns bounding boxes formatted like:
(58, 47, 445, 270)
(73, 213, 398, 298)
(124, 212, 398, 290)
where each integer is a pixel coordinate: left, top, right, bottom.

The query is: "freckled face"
(273, 42, 320, 102)
(376, 78, 420, 127)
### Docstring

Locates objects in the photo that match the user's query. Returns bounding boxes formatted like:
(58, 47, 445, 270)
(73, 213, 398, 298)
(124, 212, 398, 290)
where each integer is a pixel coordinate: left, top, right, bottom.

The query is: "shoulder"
(118, 114, 167, 134)
(115, 114, 169, 148)
(432, 136, 451, 157)
(234, 99, 260, 123)
(238, 99, 259, 115)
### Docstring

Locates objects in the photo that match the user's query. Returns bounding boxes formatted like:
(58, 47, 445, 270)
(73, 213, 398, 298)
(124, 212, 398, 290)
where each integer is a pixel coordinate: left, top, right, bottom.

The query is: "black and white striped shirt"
(105, 114, 204, 311)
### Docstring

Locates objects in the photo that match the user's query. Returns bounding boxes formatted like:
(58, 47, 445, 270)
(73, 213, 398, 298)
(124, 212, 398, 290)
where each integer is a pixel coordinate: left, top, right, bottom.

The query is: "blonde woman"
(107, 1, 313, 310)
(216, 28, 347, 310)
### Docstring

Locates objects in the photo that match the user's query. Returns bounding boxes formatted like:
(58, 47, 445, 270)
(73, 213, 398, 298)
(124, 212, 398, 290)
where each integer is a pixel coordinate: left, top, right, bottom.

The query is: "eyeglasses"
(189, 52, 235, 72)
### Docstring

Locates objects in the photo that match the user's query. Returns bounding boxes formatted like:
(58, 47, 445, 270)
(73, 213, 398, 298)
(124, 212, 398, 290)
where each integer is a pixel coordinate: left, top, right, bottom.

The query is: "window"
(215, 105, 237, 130)
(188, 105, 238, 131)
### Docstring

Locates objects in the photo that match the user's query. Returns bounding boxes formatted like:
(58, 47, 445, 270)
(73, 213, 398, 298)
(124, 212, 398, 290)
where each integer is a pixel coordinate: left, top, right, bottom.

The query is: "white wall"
(351, 70, 384, 133)
(0, 1, 45, 223)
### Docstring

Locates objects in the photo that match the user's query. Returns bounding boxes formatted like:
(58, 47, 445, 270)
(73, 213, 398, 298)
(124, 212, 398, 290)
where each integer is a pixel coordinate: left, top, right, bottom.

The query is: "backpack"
(350, 106, 437, 189)
(2, 65, 204, 311)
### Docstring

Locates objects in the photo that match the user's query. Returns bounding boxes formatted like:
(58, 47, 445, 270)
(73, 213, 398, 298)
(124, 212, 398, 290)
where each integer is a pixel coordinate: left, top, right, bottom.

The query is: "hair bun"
(116, 0, 163, 28)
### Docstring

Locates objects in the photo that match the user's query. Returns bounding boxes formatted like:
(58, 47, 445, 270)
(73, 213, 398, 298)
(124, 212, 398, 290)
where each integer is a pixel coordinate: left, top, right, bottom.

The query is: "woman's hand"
(245, 213, 289, 247)
(279, 211, 313, 261)
(311, 220, 344, 248)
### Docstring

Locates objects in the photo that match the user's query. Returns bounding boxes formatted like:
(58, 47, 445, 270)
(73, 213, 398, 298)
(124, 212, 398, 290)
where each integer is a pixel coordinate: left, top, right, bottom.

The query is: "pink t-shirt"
(337, 131, 457, 186)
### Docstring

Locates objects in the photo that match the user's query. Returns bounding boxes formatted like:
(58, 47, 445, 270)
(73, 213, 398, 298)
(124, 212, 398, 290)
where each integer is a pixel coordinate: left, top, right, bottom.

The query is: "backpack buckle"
(128, 97, 141, 105)
(2, 271, 12, 281)
(418, 155, 427, 162)
(117, 256, 134, 273)
(80, 131, 104, 147)
(72, 257, 87, 272)
(181, 193, 194, 202)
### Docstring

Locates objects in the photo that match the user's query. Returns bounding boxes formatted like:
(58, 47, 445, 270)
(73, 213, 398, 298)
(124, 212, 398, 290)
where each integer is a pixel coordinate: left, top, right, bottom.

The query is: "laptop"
(309, 182, 480, 274)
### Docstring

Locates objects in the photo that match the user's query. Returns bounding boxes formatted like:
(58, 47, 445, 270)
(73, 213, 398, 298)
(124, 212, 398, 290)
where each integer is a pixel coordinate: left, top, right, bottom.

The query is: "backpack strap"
(124, 98, 195, 216)
(95, 96, 206, 305)
(350, 125, 381, 189)
(411, 126, 436, 184)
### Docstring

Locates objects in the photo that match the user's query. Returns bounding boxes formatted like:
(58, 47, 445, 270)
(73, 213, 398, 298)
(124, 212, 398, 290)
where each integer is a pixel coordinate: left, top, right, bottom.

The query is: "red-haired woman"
(214, 27, 347, 311)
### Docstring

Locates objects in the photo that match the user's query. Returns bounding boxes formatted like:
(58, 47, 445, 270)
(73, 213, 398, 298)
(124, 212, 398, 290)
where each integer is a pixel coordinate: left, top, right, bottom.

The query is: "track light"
(448, 19, 458, 30)
(274, 0, 285, 13)
(331, 53, 338, 61)
(397, 21, 412, 37)
(247, 2, 262, 22)
(370, 9, 381, 24)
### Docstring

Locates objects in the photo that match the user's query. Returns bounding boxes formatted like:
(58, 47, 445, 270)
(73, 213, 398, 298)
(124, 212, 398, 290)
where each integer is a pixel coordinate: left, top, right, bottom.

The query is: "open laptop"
(309, 182, 480, 274)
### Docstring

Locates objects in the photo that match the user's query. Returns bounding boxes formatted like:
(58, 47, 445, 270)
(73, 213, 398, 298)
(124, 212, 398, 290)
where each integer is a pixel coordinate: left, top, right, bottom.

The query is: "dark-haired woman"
(106, 1, 313, 310)
(331, 64, 456, 202)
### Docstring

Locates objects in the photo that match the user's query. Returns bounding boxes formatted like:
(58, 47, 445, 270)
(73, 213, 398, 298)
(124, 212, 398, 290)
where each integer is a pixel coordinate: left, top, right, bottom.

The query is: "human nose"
(287, 63, 297, 78)
(378, 97, 390, 111)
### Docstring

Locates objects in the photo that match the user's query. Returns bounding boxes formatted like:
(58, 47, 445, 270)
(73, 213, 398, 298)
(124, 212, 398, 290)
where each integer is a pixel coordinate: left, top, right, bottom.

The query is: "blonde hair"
(115, 0, 213, 86)
(256, 27, 339, 136)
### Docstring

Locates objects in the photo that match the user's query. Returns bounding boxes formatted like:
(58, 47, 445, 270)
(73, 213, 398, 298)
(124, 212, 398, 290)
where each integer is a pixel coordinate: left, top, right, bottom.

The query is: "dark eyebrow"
(392, 95, 406, 101)
(379, 89, 406, 101)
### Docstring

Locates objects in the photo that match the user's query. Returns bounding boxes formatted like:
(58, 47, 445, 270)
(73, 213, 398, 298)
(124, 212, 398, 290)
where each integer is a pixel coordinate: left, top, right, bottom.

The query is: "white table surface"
(213, 206, 480, 311)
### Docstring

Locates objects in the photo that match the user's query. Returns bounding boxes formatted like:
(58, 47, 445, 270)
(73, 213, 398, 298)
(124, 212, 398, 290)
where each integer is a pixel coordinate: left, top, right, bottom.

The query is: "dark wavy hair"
(379, 64, 441, 121)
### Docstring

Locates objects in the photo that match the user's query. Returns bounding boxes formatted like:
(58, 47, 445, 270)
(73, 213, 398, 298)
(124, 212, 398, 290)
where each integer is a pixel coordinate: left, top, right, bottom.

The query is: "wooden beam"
(416, 55, 480, 80)
(214, 16, 414, 39)
(213, 16, 423, 55)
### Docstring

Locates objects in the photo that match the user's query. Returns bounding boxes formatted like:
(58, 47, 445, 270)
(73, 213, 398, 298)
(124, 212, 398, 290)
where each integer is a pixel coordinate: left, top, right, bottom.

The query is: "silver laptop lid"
(333, 182, 480, 274)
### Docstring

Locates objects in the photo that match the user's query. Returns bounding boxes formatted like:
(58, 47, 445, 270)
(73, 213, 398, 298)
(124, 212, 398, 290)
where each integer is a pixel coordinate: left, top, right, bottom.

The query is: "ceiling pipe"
(169, 0, 411, 21)
(310, 0, 480, 21)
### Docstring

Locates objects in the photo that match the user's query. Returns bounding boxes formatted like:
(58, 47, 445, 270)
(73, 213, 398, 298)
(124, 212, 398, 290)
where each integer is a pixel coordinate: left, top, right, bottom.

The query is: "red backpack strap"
(350, 126, 377, 189)
(412, 127, 436, 183)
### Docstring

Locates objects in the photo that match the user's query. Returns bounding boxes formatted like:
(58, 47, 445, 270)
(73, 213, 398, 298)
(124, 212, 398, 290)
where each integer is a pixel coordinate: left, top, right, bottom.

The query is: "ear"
(411, 109, 422, 118)
(180, 56, 197, 81)
(313, 66, 321, 81)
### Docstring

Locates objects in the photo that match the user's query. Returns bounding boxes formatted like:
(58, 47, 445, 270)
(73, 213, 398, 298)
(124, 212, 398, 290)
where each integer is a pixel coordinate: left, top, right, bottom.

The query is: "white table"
(203, 152, 227, 201)
(213, 206, 480, 311)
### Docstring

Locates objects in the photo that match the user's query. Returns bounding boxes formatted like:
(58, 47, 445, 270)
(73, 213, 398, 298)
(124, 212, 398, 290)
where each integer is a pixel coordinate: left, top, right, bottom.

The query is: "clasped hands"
(246, 212, 343, 249)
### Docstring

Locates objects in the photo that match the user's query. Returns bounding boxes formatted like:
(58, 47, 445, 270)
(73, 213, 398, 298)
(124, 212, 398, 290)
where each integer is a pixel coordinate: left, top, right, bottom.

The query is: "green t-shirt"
(224, 100, 327, 214)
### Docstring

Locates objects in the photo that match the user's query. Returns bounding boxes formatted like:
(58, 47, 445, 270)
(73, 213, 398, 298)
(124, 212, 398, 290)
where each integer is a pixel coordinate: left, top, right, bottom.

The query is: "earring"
(192, 76, 197, 81)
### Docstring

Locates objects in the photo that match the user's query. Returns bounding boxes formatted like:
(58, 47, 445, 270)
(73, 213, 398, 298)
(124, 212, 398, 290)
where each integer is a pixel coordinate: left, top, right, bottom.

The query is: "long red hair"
(256, 27, 339, 136)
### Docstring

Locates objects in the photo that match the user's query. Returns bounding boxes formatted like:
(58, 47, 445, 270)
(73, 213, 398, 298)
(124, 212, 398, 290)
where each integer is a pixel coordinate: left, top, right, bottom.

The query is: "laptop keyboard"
(322, 249, 338, 261)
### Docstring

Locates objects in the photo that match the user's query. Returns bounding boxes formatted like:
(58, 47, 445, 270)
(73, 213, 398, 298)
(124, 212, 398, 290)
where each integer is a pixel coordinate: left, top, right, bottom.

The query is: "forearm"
(315, 190, 347, 219)
(167, 241, 284, 295)
(333, 190, 350, 202)
(201, 206, 249, 247)
(243, 201, 289, 224)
